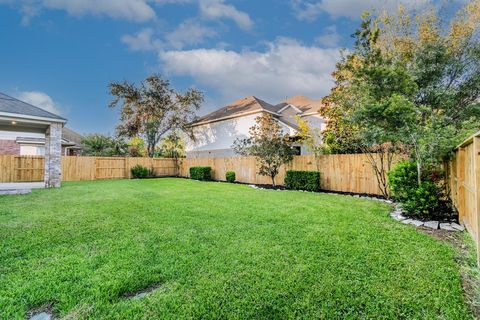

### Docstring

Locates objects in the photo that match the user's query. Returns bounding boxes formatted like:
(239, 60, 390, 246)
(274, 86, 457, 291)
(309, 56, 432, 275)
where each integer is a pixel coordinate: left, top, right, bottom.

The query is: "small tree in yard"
(233, 114, 295, 186)
(109, 75, 203, 158)
(156, 132, 185, 176)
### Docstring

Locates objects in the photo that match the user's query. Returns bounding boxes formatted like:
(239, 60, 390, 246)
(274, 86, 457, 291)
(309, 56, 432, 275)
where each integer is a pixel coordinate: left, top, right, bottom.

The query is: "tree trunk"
(148, 143, 154, 158)
(416, 160, 422, 186)
(271, 175, 276, 186)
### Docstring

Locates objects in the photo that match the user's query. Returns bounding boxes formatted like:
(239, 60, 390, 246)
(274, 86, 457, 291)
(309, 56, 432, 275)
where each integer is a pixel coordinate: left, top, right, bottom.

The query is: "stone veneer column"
(44, 123, 62, 188)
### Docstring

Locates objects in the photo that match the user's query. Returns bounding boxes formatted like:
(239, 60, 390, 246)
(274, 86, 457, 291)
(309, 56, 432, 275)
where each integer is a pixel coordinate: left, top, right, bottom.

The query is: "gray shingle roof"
(0, 92, 66, 121)
(193, 96, 280, 125)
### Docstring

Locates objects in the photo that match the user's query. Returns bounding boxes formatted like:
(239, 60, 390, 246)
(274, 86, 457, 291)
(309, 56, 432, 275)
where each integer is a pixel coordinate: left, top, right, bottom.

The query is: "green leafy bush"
(285, 170, 320, 192)
(190, 166, 211, 181)
(131, 164, 149, 179)
(226, 171, 236, 183)
(402, 181, 443, 218)
(388, 160, 447, 219)
(388, 160, 418, 202)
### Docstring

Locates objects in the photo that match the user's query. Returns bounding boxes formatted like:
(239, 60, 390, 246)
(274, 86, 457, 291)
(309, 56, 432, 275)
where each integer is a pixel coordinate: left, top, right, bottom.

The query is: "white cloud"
(17, 91, 61, 115)
(122, 20, 216, 51)
(121, 28, 162, 51)
(291, 0, 432, 20)
(199, 0, 253, 30)
(166, 19, 217, 49)
(159, 38, 341, 103)
(2, 0, 156, 24)
(315, 25, 341, 47)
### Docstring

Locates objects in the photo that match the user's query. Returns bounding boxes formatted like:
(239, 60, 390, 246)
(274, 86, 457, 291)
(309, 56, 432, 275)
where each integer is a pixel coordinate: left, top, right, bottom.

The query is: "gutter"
(0, 112, 67, 124)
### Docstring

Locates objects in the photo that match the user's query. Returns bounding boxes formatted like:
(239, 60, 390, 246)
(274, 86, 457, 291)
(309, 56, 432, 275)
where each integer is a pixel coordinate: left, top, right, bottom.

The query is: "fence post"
(474, 137, 480, 266)
(125, 157, 130, 179)
(457, 147, 466, 224)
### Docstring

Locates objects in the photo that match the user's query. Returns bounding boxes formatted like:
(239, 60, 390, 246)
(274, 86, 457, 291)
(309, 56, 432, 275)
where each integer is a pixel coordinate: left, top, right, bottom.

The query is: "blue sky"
(0, 0, 447, 134)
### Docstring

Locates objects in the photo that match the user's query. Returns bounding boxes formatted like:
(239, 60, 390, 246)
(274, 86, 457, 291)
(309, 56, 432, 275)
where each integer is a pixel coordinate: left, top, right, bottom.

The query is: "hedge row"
(189, 166, 212, 180)
(285, 170, 320, 191)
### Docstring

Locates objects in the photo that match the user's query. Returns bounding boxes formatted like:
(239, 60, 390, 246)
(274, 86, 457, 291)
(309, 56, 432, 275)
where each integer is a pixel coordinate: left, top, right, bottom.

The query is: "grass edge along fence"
(447, 130, 480, 265)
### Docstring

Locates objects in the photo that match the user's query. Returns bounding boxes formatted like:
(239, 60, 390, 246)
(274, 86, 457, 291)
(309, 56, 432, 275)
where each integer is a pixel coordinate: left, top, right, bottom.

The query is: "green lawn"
(0, 178, 473, 319)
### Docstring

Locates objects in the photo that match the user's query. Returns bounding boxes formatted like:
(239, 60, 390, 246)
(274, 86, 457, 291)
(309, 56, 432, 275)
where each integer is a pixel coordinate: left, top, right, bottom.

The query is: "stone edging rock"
(248, 184, 465, 232)
(390, 205, 464, 232)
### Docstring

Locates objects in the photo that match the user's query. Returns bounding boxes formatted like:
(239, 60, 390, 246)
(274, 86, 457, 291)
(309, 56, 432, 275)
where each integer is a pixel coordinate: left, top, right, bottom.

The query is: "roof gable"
(0, 92, 66, 121)
(280, 95, 325, 114)
(192, 96, 278, 125)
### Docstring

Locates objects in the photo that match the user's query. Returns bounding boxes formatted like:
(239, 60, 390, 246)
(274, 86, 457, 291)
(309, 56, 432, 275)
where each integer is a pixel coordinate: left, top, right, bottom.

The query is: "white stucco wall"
(301, 114, 327, 131)
(186, 112, 294, 155)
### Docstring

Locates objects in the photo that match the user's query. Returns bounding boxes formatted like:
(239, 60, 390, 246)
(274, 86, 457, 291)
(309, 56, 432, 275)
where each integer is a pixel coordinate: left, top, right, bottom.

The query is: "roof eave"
(190, 109, 280, 127)
(0, 111, 67, 124)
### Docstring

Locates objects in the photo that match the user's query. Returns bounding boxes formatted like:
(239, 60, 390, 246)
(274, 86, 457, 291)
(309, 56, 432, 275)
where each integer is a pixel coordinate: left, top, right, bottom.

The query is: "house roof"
(0, 92, 66, 122)
(192, 96, 279, 125)
(62, 127, 83, 146)
(278, 95, 325, 114)
(190, 95, 325, 132)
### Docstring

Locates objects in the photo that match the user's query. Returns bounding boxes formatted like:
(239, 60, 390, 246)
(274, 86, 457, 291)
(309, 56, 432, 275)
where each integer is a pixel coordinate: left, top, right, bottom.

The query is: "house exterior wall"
(0, 139, 20, 155)
(0, 130, 79, 156)
(0, 130, 45, 155)
(301, 114, 327, 131)
(186, 112, 295, 158)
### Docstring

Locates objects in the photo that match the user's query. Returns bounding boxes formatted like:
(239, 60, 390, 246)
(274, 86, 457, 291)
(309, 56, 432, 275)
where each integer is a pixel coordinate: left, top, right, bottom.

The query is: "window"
(20, 145, 45, 156)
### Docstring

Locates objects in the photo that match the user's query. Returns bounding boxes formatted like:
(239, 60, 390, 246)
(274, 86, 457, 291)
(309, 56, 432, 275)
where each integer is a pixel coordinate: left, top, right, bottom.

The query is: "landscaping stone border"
(248, 184, 464, 232)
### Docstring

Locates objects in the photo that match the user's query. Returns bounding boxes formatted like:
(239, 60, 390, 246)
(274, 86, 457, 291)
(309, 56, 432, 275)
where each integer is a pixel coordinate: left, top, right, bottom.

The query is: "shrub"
(131, 164, 149, 179)
(388, 160, 418, 202)
(285, 170, 320, 192)
(190, 166, 211, 181)
(402, 181, 444, 218)
(226, 171, 236, 183)
(388, 160, 448, 219)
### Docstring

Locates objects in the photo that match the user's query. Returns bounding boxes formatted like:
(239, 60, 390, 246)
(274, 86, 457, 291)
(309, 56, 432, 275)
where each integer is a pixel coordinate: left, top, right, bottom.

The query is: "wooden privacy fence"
(179, 153, 402, 196)
(0, 156, 44, 182)
(448, 131, 480, 262)
(0, 156, 177, 182)
(0, 153, 399, 195)
(61, 157, 177, 181)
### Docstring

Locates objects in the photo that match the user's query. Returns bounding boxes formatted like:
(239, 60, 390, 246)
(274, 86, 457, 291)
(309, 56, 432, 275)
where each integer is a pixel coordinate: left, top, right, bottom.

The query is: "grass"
(0, 178, 473, 319)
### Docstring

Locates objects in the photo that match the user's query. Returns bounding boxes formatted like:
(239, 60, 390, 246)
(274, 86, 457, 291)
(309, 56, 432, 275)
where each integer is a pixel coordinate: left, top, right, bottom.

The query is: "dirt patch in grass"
(26, 303, 54, 320)
(122, 283, 164, 300)
(418, 227, 480, 319)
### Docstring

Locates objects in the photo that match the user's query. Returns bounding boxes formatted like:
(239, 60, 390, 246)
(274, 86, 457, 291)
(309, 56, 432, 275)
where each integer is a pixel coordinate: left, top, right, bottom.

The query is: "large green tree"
(109, 75, 203, 157)
(322, 2, 480, 188)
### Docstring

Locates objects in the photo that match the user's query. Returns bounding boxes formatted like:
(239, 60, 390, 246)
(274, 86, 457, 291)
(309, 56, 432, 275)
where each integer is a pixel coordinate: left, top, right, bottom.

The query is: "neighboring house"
(0, 92, 69, 187)
(186, 95, 327, 158)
